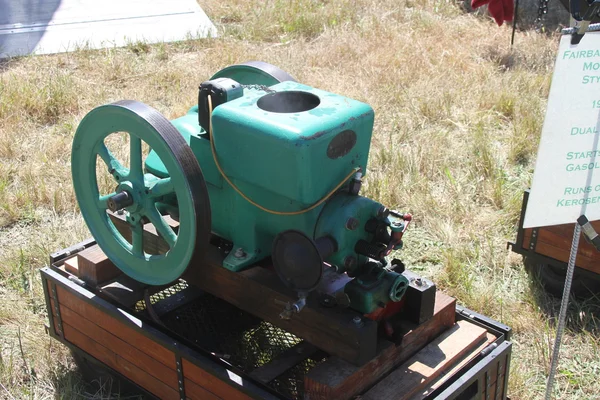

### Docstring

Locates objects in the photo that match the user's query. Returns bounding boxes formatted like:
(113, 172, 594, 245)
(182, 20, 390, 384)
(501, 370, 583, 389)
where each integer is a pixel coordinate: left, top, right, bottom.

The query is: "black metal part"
(401, 270, 436, 325)
(529, 228, 539, 251)
(348, 175, 362, 195)
(107, 191, 134, 212)
(175, 351, 186, 399)
(198, 77, 243, 132)
(50, 282, 64, 339)
(151, 285, 204, 317)
(272, 230, 330, 292)
(390, 258, 406, 274)
(578, 214, 600, 251)
(241, 61, 297, 83)
(456, 304, 512, 340)
(354, 239, 386, 260)
(49, 237, 96, 265)
(327, 130, 357, 159)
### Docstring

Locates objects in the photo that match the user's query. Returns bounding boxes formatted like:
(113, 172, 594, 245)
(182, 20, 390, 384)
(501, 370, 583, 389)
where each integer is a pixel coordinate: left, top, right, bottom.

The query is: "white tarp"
(524, 32, 600, 228)
(0, 0, 217, 59)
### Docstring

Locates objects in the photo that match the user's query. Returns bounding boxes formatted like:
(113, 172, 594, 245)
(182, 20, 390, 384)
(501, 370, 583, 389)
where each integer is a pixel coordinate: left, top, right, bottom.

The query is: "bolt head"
(346, 217, 359, 230)
(234, 248, 246, 258)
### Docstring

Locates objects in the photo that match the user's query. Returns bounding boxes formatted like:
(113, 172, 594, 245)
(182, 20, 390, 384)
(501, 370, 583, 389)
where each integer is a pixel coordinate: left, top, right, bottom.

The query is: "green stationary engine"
(71, 62, 411, 316)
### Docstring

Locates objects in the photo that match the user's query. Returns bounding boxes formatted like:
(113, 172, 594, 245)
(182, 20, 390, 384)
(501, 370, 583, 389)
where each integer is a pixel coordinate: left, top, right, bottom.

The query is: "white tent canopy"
(0, 0, 217, 59)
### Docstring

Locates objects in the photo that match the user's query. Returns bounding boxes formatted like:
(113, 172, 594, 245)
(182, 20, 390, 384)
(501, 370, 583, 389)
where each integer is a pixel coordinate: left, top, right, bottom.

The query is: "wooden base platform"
(44, 238, 512, 400)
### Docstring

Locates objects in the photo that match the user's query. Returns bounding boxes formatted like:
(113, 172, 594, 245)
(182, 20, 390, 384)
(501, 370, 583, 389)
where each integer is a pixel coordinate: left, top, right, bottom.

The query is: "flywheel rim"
(72, 100, 211, 285)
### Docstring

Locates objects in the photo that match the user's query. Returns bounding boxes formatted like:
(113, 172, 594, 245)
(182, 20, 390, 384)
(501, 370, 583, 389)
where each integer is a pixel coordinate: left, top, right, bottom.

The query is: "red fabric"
(472, 0, 514, 26)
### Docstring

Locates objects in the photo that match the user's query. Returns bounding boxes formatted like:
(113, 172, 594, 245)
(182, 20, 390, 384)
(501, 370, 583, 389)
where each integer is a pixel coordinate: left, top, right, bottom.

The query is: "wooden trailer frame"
(42, 240, 513, 400)
(509, 190, 600, 284)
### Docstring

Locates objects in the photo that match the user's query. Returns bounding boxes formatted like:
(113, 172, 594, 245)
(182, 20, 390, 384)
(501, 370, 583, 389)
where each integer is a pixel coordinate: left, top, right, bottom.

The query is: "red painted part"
(365, 297, 406, 321)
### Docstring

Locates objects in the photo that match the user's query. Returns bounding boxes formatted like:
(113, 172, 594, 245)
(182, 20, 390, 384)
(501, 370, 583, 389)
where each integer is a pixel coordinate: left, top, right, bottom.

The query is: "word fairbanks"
(563, 49, 600, 59)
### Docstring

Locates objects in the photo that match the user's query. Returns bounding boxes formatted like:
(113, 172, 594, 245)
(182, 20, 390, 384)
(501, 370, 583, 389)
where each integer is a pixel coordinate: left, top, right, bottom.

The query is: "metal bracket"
(529, 228, 539, 251)
(174, 349, 186, 400)
(50, 282, 64, 340)
(494, 358, 503, 400)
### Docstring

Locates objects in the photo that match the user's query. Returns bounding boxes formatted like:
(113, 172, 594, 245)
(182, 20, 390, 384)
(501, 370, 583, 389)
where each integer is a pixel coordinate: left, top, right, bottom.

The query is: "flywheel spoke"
(129, 135, 144, 181)
(97, 143, 129, 181)
(145, 207, 177, 248)
(147, 177, 174, 198)
(131, 223, 144, 257)
(98, 193, 117, 209)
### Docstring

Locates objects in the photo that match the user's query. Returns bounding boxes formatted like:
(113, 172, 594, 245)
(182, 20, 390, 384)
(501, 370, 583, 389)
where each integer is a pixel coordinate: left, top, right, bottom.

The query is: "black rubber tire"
(525, 258, 600, 298)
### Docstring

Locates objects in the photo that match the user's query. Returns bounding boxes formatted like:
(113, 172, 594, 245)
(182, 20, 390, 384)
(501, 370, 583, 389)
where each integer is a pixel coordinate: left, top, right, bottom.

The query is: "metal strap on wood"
(174, 347, 186, 400)
(50, 282, 64, 340)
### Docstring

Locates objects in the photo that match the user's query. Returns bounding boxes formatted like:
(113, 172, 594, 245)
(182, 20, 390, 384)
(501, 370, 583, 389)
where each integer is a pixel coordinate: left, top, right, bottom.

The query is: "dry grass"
(0, 0, 597, 398)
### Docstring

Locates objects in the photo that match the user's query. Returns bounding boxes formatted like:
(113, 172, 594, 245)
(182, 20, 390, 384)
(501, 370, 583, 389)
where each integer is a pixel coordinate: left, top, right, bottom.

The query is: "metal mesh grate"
(134, 280, 188, 312)
(136, 282, 325, 399)
(269, 355, 327, 399)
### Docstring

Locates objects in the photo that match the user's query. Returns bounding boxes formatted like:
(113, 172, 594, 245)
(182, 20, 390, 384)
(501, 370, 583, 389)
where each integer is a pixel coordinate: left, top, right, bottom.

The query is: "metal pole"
(544, 223, 581, 400)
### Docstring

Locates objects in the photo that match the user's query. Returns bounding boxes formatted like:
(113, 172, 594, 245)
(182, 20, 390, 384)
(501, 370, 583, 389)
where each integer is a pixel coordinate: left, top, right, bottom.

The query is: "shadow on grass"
(52, 349, 149, 400)
(525, 263, 600, 335)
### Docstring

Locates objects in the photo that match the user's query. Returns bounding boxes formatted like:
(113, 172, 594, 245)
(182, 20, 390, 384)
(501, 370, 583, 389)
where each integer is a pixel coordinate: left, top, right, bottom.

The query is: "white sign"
(524, 33, 600, 228)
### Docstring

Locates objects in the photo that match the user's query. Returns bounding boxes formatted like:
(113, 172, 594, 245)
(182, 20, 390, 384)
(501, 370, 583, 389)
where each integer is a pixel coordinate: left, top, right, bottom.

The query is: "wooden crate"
(42, 242, 512, 400)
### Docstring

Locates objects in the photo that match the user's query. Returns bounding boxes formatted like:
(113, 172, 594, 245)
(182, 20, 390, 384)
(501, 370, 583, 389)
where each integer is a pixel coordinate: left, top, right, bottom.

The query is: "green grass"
(0, 0, 598, 398)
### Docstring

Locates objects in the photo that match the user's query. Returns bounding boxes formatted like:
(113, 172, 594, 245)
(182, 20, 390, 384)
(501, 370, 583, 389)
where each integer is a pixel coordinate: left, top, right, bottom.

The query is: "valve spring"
(354, 240, 387, 260)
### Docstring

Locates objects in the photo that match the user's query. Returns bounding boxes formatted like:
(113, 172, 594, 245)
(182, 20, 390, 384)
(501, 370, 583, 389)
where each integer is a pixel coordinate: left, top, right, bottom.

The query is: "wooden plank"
(77, 245, 121, 285)
(55, 285, 175, 368)
(183, 378, 222, 400)
(64, 257, 79, 276)
(58, 303, 178, 388)
(249, 341, 318, 384)
(62, 322, 180, 400)
(109, 213, 379, 365)
(182, 359, 254, 400)
(522, 220, 600, 274)
(362, 320, 487, 400)
(303, 292, 456, 400)
(410, 332, 497, 400)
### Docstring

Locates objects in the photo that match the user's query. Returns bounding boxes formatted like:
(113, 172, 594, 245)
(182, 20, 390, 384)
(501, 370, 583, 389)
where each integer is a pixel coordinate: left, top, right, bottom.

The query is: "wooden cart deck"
(42, 241, 512, 400)
(510, 190, 600, 277)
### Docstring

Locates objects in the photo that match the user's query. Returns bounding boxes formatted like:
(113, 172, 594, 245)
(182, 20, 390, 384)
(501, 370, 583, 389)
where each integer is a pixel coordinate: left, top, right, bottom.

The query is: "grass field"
(1, 0, 599, 399)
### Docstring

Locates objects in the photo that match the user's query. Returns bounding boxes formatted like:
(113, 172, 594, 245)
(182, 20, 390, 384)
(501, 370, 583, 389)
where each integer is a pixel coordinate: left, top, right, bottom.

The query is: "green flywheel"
(71, 100, 211, 285)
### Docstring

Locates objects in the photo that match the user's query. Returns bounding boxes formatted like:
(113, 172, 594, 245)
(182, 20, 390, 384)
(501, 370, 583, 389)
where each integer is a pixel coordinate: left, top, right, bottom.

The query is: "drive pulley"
(71, 100, 211, 285)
